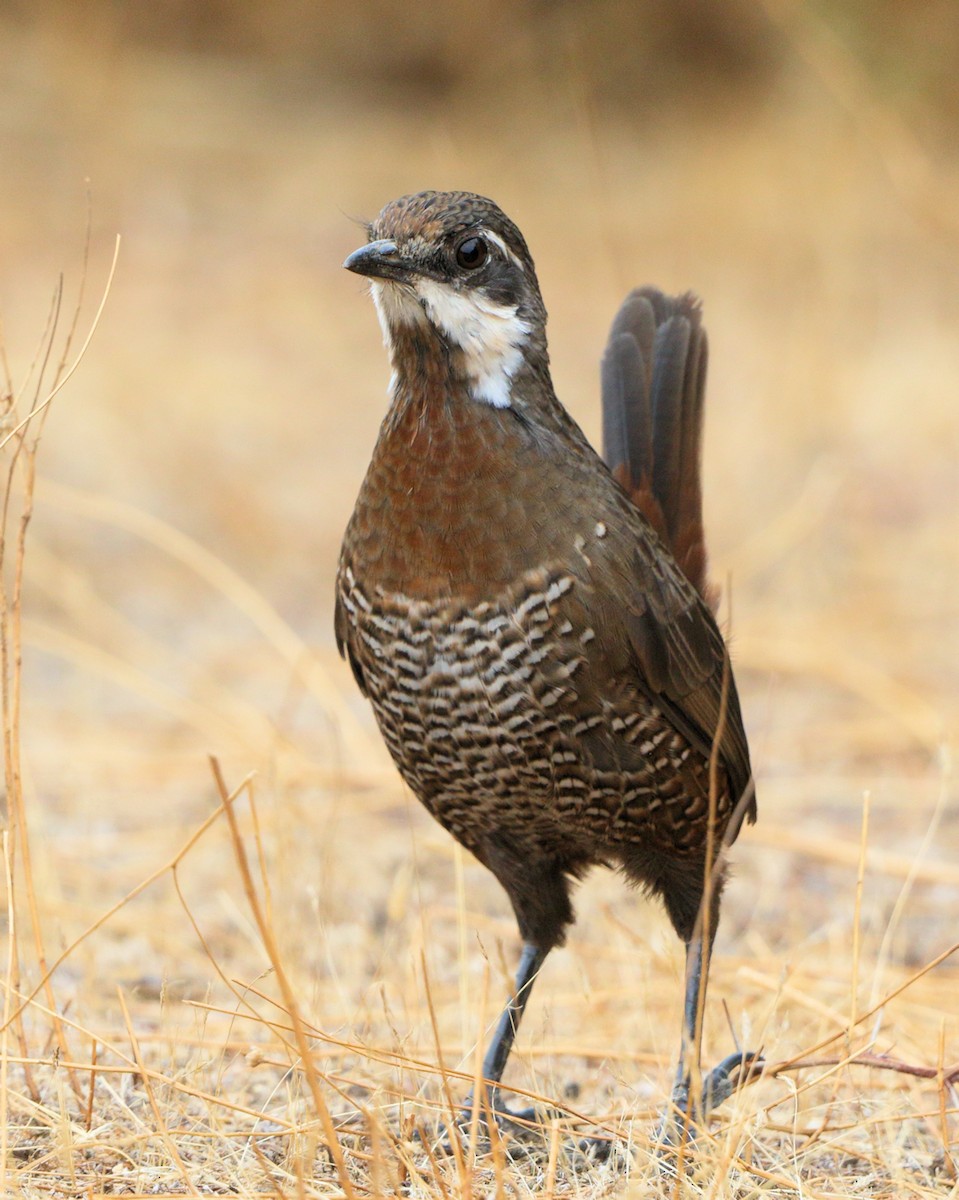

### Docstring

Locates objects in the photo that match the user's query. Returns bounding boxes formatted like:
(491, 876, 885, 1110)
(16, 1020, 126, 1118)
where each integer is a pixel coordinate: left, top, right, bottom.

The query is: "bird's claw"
(701, 1049, 762, 1111)
(434, 1092, 617, 1164)
(431, 1091, 544, 1157)
(658, 1049, 763, 1150)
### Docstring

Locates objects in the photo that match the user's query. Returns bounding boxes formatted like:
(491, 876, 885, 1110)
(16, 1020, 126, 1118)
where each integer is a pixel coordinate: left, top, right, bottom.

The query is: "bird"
(336, 189, 758, 1147)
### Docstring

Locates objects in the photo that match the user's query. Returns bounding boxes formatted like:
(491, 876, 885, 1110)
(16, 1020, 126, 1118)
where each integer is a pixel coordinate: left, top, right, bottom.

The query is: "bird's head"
(344, 190, 548, 409)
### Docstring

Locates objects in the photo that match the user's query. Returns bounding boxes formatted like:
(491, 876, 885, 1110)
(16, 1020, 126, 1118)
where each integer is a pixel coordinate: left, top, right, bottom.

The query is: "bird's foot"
(433, 1089, 616, 1165)
(462, 1091, 542, 1137)
(431, 1089, 546, 1158)
(702, 1049, 763, 1112)
(657, 1050, 763, 1152)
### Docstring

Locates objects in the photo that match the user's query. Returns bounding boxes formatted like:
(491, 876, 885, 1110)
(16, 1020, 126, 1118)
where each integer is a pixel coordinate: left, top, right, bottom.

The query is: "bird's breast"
(343, 386, 578, 602)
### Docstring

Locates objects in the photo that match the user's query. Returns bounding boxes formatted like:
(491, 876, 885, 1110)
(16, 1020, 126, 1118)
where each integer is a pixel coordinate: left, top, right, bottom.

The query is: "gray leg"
(670, 934, 708, 1112)
(663, 932, 759, 1142)
(465, 941, 548, 1118)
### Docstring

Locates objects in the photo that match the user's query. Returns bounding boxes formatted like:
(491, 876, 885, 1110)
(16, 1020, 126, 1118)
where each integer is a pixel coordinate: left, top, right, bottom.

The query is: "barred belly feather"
(337, 562, 730, 862)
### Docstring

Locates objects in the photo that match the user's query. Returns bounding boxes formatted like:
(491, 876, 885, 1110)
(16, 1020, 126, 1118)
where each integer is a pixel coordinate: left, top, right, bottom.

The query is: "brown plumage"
(337, 190, 757, 1144)
(602, 287, 717, 611)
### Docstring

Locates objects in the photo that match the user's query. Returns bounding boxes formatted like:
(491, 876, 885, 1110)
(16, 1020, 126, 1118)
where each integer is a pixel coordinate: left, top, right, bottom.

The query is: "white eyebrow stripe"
(483, 230, 524, 270)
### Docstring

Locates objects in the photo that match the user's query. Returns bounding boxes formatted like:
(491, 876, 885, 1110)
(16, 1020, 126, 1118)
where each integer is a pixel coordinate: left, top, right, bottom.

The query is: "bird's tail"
(601, 287, 717, 610)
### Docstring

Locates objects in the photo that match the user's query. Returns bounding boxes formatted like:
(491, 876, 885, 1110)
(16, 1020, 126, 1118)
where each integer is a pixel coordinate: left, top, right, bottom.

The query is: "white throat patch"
(370, 278, 530, 409)
(371, 279, 426, 342)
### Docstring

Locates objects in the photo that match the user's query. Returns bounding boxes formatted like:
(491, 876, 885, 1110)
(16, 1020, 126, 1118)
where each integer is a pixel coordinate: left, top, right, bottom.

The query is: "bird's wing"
(575, 511, 755, 833)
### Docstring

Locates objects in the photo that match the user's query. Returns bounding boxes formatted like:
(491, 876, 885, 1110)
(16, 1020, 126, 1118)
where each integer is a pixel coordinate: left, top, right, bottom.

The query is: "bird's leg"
(661, 931, 759, 1146)
(666, 932, 709, 1129)
(461, 940, 548, 1127)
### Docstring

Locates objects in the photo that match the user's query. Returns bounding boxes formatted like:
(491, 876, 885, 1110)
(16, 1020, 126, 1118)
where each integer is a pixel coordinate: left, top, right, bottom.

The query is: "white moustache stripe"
(414, 279, 531, 409)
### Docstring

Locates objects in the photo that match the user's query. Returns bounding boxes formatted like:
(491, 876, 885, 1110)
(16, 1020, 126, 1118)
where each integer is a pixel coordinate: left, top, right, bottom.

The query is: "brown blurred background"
(1, 0, 957, 1037)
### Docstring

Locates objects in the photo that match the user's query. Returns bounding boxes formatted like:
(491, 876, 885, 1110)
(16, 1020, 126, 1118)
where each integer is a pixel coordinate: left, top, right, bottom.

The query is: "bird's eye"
(455, 236, 489, 270)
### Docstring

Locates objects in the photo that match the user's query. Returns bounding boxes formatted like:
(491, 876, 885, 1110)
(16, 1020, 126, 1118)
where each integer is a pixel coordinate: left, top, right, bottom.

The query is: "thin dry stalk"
(466, 961, 490, 1160)
(1, 831, 14, 1184)
(36, 479, 388, 776)
(210, 756, 356, 1200)
(419, 947, 468, 1187)
(870, 753, 953, 1006)
(850, 790, 871, 1034)
(2, 782, 234, 1032)
(543, 1117, 561, 1200)
(937, 1021, 957, 1180)
(776, 939, 959, 1071)
(229, 978, 617, 1134)
(1, 282, 63, 1110)
(0, 238, 120, 454)
(117, 986, 200, 1196)
(1, 238, 120, 1192)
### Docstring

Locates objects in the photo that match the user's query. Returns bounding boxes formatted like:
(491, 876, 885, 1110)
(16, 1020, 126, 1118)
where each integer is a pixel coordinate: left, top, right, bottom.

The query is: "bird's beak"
(344, 239, 416, 283)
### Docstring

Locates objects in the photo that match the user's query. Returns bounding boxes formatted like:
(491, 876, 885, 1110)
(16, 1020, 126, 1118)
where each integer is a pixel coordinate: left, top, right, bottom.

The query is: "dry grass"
(1, 2, 958, 1196)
